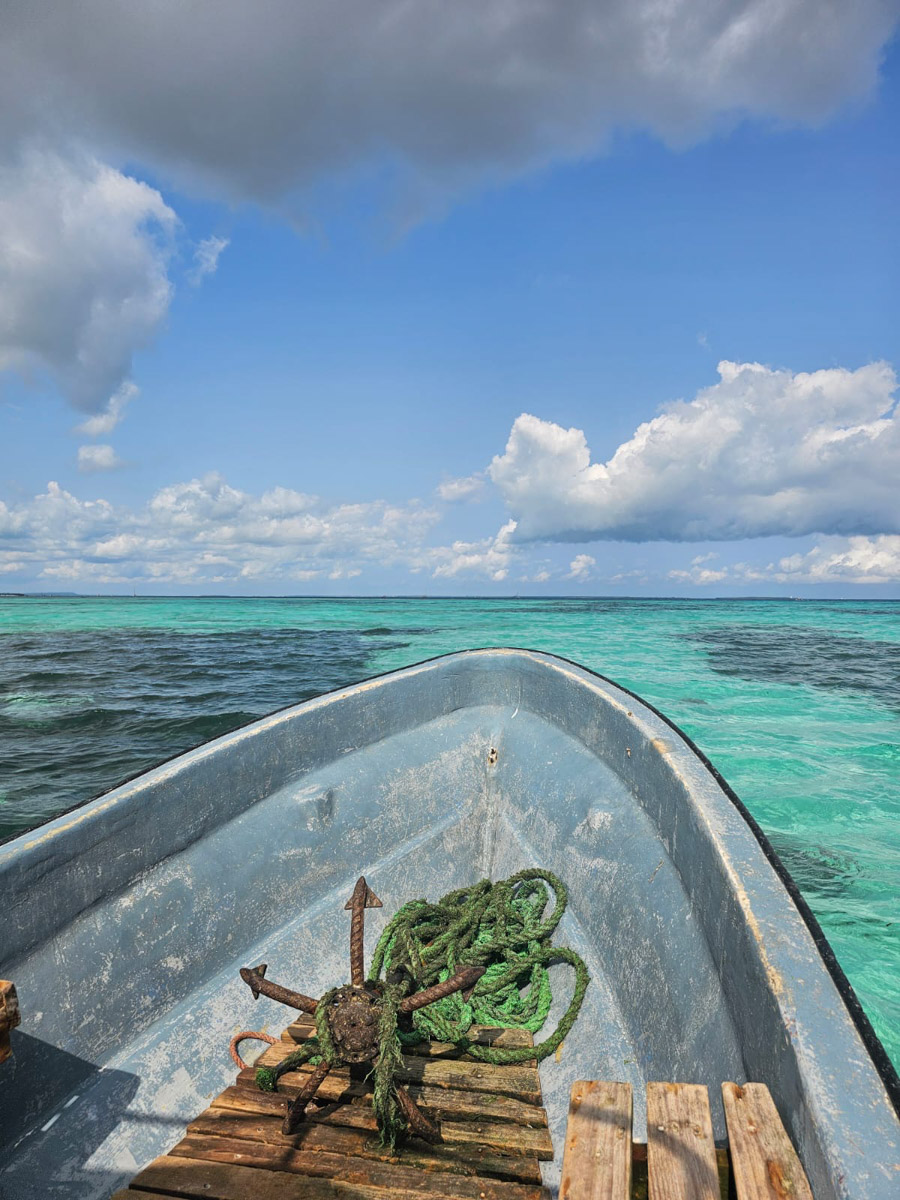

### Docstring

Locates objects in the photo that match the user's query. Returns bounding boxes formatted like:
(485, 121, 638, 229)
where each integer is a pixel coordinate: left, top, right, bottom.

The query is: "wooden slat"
(209, 1086, 553, 1159)
(632, 1144, 729, 1200)
(240, 1072, 547, 1128)
(129, 1154, 542, 1199)
(559, 1081, 632, 1200)
(284, 1020, 536, 1060)
(235, 1072, 548, 1128)
(254, 1040, 542, 1104)
(646, 1082, 719, 1200)
(183, 1108, 543, 1184)
(722, 1083, 813, 1200)
(165, 1137, 545, 1197)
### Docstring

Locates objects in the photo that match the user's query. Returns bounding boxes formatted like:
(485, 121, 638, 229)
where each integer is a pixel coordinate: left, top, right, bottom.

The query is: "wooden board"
(234, 1072, 548, 1127)
(646, 1082, 720, 1200)
(122, 1019, 550, 1199)
(284, 1019, 536, 1060)
(559, 1081, 632, 1200)
(209, 1085, 553, 1159)
(631, 1143, 730, 1200)
(128, 1154, 545, 1198)
(254, 1038, 543, 1104)
(722, 1082, 814, 1200)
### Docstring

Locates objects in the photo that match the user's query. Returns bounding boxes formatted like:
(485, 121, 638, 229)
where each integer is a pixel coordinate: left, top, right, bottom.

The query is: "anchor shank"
(349, 878, 367, 986)
(282, 1060, 332, 1134)
(399, 964, 485, 1013)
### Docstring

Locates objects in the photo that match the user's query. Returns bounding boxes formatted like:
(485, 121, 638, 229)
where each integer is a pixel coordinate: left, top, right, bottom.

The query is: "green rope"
(313, 987, 339, 1064)
(369, 868, 590, 1067)
(372, 983, 405, 1149)
(255, 1039, 321, 1092)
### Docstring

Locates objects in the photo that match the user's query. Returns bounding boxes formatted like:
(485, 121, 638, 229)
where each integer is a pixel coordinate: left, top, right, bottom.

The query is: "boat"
(1, 648, 898, 1198)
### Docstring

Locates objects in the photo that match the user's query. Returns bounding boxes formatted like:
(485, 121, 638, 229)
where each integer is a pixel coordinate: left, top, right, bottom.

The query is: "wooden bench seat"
(560, 1080, 814, 1200)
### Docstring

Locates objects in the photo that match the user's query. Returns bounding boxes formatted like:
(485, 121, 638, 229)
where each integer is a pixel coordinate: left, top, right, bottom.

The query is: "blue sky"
(1, 3, 898, 595)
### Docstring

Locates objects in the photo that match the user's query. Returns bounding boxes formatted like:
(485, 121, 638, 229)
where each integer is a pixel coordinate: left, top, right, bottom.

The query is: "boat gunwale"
(1, 644, 897, 1118)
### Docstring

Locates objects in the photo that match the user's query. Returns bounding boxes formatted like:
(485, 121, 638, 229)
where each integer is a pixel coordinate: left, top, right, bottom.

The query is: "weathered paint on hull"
(0, 649, 897, 1198)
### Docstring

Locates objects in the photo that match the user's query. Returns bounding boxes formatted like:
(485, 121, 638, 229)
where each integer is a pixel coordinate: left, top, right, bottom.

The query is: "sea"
(1, 595, 897, 1070)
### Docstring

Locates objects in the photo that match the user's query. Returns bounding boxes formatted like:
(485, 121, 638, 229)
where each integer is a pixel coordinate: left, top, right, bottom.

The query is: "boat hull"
(1, 649, 897, 1197)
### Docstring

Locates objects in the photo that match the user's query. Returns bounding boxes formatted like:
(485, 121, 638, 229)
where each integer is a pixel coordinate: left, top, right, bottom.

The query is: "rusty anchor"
(239, 876, 484, 1141)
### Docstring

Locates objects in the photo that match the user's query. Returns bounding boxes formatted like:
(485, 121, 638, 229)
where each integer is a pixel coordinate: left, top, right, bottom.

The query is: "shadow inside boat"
(0, 1031, 150, 1199)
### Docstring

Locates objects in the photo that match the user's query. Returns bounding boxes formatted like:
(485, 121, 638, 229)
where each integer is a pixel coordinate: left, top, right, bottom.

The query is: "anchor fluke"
(344, 877, 382, 909)
(240, 963, 268, 999)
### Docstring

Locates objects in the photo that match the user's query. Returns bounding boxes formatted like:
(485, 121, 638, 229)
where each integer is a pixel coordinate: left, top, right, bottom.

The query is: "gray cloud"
(1, 2, 896, 206)
(0, 151, 175, 413)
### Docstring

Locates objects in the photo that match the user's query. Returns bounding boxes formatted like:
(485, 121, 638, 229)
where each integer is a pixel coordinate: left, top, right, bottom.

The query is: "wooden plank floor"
(115, 1019, 552, 1200)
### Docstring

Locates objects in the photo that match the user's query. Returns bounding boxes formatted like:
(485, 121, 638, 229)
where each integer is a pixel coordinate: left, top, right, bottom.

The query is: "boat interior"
(1, 650, 895, 1198)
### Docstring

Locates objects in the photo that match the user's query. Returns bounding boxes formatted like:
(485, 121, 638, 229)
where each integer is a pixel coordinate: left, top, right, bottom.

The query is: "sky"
(1, 1, 898, 596)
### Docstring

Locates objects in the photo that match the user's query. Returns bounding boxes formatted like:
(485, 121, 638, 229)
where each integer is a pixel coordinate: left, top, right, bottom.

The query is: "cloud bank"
(1, 2, 896, 205)
(490, 361, 899, 542)
(0, 475, 439, 585)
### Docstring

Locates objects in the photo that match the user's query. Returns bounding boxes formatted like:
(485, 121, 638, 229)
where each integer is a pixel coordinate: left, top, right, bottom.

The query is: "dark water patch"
(768, 833, 863, 900)
(689, 625, 900, 711)
(359, 626, 437, 637)
(0, 627, 393, 842)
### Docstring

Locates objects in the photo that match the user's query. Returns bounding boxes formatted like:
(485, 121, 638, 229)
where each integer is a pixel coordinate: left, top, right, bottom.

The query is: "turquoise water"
(1, 595, 898, 1069)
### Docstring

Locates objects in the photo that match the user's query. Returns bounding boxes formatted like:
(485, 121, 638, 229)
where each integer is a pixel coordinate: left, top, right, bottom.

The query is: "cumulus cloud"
(0, 3, 895, 207)
(761, 536, 900, 585)
(0, 151, 175, 414)
(0, 474, 439, 585)
(77, 444, 124, 473)
(188, 236, 229, 285)
(490, 361, 899, 543)
(437, 474, 487, 502)
(428, 520, 518, 582)
(664, 537, 900, 586)
(567, 553, 596, 581)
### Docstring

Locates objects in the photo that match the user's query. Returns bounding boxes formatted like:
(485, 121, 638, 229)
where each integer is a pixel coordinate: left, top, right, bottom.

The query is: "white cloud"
(0, 3, 895, 208)
(663, 536, 900, 586)
(668, 564, 729, 585)
(188, 236, 229, 285)
(490, 361, 899, 543)
(567, 553, 596, 581)
(437, 474, 487, 502)
(77, 444, 124, 473)
(0, 151, 175, 417)
(0, 474, 439, 586)
(765, 536, 900, 585)
(429, 520, 518, 582)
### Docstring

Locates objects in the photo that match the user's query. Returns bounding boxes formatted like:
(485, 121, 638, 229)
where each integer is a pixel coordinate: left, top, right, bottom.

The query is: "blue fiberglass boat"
(1, 649, 898, 1198)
